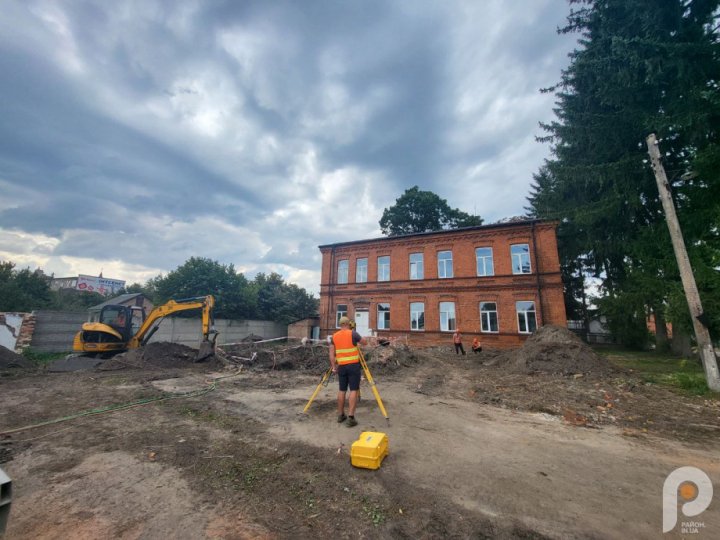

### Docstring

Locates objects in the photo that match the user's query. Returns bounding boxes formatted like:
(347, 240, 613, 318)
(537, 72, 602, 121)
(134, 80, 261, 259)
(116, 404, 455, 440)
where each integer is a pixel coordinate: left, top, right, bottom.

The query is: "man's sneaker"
(337, 413, 347, 423)
(346, 416, 358, 427)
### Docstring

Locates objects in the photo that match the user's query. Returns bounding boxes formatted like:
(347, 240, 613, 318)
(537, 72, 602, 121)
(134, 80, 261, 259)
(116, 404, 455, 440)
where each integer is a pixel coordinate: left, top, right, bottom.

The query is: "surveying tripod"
(302, 348, 388, 420)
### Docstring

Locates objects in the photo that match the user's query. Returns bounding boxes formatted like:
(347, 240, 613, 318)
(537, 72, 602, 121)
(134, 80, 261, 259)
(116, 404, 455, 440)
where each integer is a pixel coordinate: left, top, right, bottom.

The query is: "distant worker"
(115, 311, 126, 326)
(453, 328, 466, 355)
(329, 316, 365, 427)
(472, 337, 482, 354)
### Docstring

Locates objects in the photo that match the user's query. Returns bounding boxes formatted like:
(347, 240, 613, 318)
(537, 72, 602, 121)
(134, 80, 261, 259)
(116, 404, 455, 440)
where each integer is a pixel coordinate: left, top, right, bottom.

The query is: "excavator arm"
(128, 295, 217, 359)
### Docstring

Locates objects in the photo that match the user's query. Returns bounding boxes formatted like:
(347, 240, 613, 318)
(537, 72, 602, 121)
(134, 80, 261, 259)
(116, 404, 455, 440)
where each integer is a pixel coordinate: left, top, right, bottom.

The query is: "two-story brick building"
(318, 219, 567, 348)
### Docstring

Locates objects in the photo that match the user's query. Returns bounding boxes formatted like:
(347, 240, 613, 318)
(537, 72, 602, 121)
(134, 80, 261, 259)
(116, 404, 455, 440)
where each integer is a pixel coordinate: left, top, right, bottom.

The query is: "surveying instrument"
(302, 344, 389, 421)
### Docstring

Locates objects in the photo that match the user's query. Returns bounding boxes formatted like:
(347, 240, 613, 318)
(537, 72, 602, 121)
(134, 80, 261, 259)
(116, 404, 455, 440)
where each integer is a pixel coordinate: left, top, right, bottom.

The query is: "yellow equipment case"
(350, 432, 389, 470)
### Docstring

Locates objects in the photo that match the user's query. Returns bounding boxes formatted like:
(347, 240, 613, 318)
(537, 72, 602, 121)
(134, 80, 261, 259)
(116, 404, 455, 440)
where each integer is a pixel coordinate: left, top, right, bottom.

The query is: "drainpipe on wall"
(327, 246, 336, 336)
(531, 221, 545, 326)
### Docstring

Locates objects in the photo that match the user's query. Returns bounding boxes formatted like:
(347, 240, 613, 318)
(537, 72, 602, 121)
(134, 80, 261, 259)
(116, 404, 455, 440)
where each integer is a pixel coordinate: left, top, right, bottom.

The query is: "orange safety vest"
(333, 329, 360, 365)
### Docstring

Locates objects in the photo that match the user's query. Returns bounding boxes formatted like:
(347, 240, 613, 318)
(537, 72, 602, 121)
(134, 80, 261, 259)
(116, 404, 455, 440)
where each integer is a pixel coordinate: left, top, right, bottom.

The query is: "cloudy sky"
(0, 0, 577, 295)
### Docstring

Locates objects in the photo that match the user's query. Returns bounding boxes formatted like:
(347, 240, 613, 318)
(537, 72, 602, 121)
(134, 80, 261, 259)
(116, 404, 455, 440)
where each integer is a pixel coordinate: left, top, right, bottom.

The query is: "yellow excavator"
(72, 295, 217, 361)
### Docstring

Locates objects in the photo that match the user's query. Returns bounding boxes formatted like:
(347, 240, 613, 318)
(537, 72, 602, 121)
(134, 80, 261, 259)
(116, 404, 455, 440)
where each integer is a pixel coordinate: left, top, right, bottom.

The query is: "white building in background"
(50, 274, 125, 296)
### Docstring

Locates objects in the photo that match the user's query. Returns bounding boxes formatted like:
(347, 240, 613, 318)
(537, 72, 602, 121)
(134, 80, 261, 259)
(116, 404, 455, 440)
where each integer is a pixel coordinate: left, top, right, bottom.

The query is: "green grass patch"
(21, 348, 67, 365)
(597, 347, 716, 396)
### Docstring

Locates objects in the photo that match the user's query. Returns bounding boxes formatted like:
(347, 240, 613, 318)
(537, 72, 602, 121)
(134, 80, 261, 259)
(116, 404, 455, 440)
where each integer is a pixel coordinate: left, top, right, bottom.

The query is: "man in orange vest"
(329, 316, 366, 427)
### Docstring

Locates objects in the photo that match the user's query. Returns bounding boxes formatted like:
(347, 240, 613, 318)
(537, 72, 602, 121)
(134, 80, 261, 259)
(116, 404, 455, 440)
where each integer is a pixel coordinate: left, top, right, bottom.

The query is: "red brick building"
(318, 219, 567, 348)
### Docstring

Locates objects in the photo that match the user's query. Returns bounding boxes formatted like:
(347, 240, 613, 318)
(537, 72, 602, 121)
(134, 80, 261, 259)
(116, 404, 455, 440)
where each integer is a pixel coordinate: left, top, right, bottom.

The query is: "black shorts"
(338, 363, 361, 392)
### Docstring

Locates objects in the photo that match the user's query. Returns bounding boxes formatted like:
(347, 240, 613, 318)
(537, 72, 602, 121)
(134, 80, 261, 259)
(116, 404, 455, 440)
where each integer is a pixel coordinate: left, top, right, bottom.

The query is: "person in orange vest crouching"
(329, 316, 366, 427)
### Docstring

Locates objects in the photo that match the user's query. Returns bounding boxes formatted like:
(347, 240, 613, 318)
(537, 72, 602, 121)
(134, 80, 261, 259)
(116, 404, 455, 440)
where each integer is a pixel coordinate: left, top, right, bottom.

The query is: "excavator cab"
(98, 305, 146, 342)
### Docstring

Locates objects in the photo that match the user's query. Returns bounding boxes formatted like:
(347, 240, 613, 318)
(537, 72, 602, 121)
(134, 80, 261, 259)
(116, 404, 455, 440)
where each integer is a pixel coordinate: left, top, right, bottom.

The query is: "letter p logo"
(663, 466, 713, 533)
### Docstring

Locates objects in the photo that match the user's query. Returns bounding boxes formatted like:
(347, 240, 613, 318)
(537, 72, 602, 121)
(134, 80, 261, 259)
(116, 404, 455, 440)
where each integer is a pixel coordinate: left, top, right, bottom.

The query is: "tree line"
(526, 0, 720, 349)
(0, 257, 318, 325)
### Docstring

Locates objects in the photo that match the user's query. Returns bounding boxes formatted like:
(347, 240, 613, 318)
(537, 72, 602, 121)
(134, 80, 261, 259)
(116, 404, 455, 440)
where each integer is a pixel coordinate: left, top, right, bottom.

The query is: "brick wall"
(288, 318, 320, 340)
(318, 220, 567, 348)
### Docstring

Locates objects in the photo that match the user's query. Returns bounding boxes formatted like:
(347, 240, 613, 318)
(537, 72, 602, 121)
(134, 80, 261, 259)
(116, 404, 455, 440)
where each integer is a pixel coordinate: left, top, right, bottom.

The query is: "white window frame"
(480, 302, 499, 333)
(336, 304, 348, 328)
(377, 303, 390, 330)
(337, 259, 349, 284)
(511, 244, 532, 275)
(475, 247, 494, 277)
(439, 302, 456, 332)
(409, 253, 424, 280)
(377, 255, 391, 282)
(437, 250, 453, 279)
(410, 302, 425, 331)
(355, 258, 368, 283)
(516, 301, 537, 334)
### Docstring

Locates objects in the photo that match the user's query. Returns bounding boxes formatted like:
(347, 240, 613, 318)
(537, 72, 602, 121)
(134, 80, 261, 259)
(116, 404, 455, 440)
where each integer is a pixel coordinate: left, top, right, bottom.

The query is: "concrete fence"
(31, 311, 88, 353)
(147, 318, 286, 349)
(1, 310, 287, 353)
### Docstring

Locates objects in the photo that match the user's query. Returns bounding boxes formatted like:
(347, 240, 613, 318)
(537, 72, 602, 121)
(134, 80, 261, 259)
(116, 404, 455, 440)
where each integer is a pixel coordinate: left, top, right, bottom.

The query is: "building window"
(336, 304, 348, 328)
(516, 301, 537, 334)
(377, 303, 390, 330)
(480, 302, 499, 333)
(410, 302, 425, 331)
(439, 302, 456, 332)
(409, 253, 424, 280)
(355, 258, 368, 283)
(438, 251, 453, 278)
(337, 260, 349, 284)
(378, 256, 390, 281)
(476, 247, 494, 277)
(511, 244, 531, 274)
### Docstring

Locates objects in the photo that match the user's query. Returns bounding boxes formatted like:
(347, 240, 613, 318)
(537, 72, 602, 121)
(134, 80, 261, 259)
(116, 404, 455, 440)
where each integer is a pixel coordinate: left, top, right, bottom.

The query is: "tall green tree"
(0, 261, 52, 311)
(527, 0, 720, 347)
(252, 272, 318, 324)
(147, 258, 318, 323)
(380, 186, 482, 236)
(149, 257, 256, 319)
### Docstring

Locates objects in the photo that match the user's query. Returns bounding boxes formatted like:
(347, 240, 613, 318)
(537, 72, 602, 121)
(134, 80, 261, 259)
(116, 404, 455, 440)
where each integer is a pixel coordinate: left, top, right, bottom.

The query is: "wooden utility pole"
(646, 133, 720, 392)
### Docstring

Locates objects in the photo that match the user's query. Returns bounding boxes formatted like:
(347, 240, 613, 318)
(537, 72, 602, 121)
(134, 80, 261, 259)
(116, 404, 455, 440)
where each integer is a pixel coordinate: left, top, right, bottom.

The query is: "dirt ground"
(1, 339, 719, 539)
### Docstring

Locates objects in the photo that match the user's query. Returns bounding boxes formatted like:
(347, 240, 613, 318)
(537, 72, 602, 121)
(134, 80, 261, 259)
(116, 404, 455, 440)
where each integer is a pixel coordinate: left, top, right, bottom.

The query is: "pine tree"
(528, 0, 720, 345)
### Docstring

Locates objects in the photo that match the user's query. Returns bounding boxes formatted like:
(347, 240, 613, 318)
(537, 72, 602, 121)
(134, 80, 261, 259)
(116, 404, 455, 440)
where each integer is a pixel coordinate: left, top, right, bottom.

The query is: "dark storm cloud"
(0, 0, 577, 292)
(0, 47, 265, 234)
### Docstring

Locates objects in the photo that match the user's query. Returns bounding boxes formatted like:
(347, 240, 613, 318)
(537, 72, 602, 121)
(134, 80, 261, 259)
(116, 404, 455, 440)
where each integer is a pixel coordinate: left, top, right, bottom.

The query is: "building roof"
(318, 218, 556, 249)
(88, 293, 144, 312)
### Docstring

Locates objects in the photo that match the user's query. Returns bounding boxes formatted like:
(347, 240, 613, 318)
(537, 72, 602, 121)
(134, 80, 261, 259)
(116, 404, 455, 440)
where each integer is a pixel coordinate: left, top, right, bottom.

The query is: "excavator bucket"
(195, 339, 216, 362)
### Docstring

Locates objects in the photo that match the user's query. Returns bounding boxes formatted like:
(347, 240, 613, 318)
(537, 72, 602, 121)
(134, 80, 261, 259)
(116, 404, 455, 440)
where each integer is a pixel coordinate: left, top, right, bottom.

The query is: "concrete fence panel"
(30, 311, 88, 353)
(25, 311, 287, 352)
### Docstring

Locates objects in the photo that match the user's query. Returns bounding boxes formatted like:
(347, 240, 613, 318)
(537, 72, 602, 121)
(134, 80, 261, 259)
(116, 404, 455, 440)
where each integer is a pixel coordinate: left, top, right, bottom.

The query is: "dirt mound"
(0, 345, 33, 369)
(500, 325, 611, 375)
(99, 342, 221, 370)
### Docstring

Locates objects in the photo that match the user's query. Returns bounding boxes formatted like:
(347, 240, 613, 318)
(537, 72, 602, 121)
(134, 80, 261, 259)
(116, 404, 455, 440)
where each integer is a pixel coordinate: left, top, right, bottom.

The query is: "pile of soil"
(0, 344, 33, 369)
(99, 342, 221, 371)
(497, 325, 611, 375)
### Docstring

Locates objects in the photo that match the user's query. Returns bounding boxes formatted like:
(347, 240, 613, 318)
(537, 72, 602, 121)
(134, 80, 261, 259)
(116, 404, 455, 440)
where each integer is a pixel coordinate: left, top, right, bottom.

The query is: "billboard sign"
(76, 275, 126, 295)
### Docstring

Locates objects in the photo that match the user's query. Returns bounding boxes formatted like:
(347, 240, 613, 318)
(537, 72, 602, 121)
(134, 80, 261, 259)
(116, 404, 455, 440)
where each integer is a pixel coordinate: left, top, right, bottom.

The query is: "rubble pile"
(218, 341, 329, 371)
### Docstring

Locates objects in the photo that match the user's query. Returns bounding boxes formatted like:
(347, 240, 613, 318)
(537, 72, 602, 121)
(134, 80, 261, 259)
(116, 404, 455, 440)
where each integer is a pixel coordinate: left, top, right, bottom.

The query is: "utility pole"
(646, 133, 720, 392)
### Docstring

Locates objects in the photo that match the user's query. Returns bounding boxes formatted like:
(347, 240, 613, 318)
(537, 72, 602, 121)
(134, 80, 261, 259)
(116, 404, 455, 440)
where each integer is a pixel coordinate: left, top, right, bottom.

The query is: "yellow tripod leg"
(303, 368, 332, 413)
(358, 350, 389, 420)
